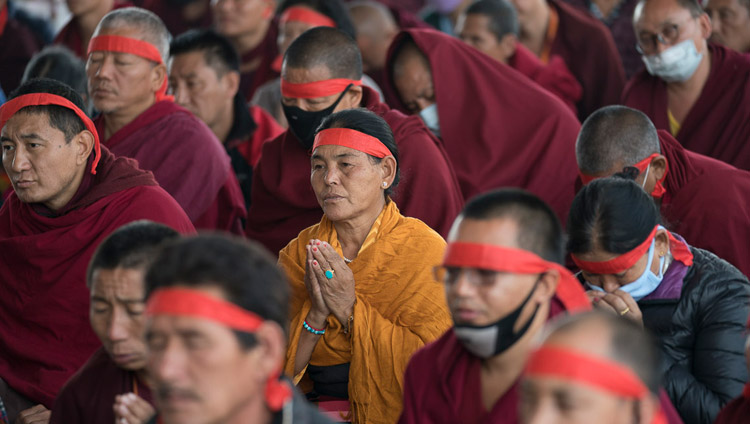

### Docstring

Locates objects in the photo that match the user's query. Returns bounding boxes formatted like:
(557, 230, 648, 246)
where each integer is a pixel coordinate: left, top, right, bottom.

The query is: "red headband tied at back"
(88, 35, 173, 102)
(146, 288, 292, 411)
(570, 226, 693, 275)
(312, 128, 392, 158)
(280, 78, 361, 99)
(579, 153, 668, 198)
(0, 93, 101, 174)
(442, 242, 591, 313)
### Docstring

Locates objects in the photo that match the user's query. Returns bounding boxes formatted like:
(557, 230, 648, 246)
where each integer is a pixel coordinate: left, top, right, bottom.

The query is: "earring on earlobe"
(382, 182, 387, 188)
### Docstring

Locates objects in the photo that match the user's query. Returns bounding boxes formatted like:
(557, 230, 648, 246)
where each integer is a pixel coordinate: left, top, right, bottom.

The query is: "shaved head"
(283, 26, 362, 80)
(576, 105, 661, 175)
(94, 7, 171, 63)
(348, 1, 398, 36)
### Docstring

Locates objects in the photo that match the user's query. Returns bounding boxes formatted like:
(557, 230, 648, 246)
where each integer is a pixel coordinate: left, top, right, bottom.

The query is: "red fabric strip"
(442, 242, 591, 312)
(281, 78, 361, 99)
(279, 6, 336, 27)
(0, 93, 101, 174)
(312, 127, 391, 158)
(146, 288, 264, 332)
(88, 35, 173, 102)
(579, 153, 668, 198)
(525, 346, 648, 397)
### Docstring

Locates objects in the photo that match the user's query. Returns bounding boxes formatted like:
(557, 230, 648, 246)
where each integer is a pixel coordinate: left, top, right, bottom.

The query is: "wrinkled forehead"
(1, 109, 57, 138)
(281, 64, 333, 84)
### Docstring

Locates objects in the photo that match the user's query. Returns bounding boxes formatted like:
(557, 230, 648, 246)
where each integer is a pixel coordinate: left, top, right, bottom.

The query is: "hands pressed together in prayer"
(113, 392, 155, 424)
(13, 405, 49, 424)
(586, 289, 643, 327)
(304, 239, 356, 331)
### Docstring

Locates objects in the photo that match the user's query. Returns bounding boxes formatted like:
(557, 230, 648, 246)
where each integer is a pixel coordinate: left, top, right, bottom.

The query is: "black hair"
(566, 177, 661, 256)
(9, 78, 87, 143)
(283, 27, 362, 80)
(277, 0, 357, 39)
(22, 46, 90, 114)
(169, 29, 256, 142)
(461, 189, 565, 264)
(145, 234, 289, 348)
(87, 220, 180, 288)
(465, 0, 520, 39)
(317, 108, 400, 197)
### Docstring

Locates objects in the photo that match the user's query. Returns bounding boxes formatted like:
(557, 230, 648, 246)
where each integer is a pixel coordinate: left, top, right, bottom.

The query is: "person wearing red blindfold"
(567, 177, 750, 424)
(398, 189, 591, 424)
(0, 79, 193, 424)
(143, 235, 332, 424)
(246, 27, 463, 255)
(576, 105, 750, 277)
(86, 7, 247, 235)
(520, 311, 679, 424)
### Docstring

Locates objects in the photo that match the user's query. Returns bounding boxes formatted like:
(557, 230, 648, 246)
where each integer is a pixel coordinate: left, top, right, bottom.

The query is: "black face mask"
(453, 277, 542, 358)
(282, 86, 351, 150)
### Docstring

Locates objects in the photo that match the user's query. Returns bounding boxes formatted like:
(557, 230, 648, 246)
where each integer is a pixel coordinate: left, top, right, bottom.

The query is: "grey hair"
(94, 7, 171, 63)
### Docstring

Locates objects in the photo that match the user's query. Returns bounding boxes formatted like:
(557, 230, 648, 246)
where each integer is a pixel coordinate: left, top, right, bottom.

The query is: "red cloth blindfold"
(571, 226, 693, 275)
(146, 288, 292, 411)
(442, 242, 591, 313)
(0, 93, 101, 175)
(579, 153, 668, 198)
(88, 35, 173, 102)
(312, 128, 391, 158)
(280, 78, 361, 99)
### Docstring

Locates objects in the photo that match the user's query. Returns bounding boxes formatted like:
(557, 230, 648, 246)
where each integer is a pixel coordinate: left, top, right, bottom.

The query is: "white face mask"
(418, 103, 441, 138)
(642, 39, 703, 83)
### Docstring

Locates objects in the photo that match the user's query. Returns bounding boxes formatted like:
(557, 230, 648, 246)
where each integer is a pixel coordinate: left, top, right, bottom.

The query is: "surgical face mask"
(282, 88, 350, 150)
(586, 233, 668, 301)
(642, 39, 703, 83)
(419, 103, 441, 138)
(453, 279, 540, 358)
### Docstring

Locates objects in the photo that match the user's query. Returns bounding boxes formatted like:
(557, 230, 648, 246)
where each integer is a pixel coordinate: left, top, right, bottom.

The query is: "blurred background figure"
(23, 45, 92, 115)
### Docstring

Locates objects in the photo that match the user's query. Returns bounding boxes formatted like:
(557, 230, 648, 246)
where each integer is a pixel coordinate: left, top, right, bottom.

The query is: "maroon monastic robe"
(623, 43, 750, 171)
(94, 100, 246, 234)
(246, 86, 464, 255)
(657, 130, 750, 276)
(714, 384, 750, 423)
(142, 0, 213, 37)
(0, 5, 43, 93)
(239, 22, 278, 101)
(509, 43, 582, 114)
(49, 348, 154, 424)
(53, 2, 132, 57)
(0, 148, 194, 407)
(384, 29, 581, 224)
(548, 0, 625, 119)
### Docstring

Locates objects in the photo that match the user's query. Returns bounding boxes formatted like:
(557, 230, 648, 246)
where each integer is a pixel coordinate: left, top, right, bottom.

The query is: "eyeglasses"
(433, 266, 502, 288)
(635, 18, 694, 55)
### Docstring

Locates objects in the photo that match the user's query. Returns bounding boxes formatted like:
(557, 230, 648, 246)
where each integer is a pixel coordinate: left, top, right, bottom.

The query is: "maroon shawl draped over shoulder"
(658, 130, 750, 276)
(384, 29, 581, 223)
(623, 43, 750, 171)
(509, 43, 582, 114)
(0, 147, 194, 407)
(246, 86, 464, 255)
(549, 0, 625, 120)
(53, 1, 132, 57)
(94, 100, 245, 233)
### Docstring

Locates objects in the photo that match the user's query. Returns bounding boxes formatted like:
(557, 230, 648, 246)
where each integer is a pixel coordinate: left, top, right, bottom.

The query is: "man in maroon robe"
(0, 79, 193, 423)
(576, 105, 750, 276)
(705, 0, 750, 54)
(398, 189, 591, 423)
(142, 0, 212, 36)
(511, 0, 625, 119)
(247, 27, 463, 255)
(87, 7, 246, 234)
(384, 28, 581, 223)
(54, 0, 132, 58)
(623, 0, 750, 171)
(49, 221, 180, 424)
(455, 0, 582, 113)
(213, 0, 278, 100)
(0, 0, 45, 93)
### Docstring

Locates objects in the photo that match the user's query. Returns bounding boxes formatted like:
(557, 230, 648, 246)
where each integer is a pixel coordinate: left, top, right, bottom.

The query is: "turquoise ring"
(325, 269, 335, 279)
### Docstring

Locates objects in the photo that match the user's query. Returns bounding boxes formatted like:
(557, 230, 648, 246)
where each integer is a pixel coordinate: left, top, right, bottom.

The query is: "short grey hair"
(93, 7, 171, 63)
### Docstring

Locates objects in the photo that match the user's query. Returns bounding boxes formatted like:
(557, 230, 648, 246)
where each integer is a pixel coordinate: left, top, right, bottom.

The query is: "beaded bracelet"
(303, 320, 325, 336)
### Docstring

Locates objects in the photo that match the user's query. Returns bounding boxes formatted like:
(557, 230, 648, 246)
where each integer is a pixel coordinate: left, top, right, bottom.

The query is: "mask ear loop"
(641, 164, 651, 190)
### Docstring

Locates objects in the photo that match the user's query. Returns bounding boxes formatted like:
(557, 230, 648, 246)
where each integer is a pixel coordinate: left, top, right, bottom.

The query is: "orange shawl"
(279, 201, 452, 423)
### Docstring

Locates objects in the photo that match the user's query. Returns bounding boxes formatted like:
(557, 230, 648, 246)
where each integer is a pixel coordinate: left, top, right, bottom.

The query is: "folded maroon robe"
(49, 347, 154, 424)
(246, 86, 464, 255)
(239, 22, 279, 102)
(53, 1, 132, 58)
(623, 43, 750, 171)
(0, 147, 194, 407)
(548, 0, 625, 120)
(658, 130, 750, 276)
(94, 100, 246, 234)
(509, 43, 582, 114)
(383, 28, 581, 224)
